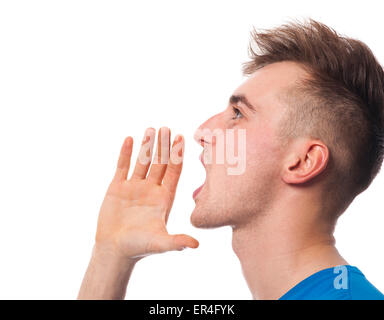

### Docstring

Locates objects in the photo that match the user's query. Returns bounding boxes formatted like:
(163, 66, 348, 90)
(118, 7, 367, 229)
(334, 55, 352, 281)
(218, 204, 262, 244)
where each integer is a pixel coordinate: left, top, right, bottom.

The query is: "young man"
(78, 19, 384, 300)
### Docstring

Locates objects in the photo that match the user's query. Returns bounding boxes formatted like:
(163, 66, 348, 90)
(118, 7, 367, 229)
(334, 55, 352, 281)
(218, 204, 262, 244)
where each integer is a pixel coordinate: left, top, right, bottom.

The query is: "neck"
(232, 193, 348, 300)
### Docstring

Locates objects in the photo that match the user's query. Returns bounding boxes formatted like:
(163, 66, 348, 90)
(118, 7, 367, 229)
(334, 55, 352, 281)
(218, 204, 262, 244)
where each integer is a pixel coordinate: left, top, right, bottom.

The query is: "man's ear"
(282, 139, 329, 185)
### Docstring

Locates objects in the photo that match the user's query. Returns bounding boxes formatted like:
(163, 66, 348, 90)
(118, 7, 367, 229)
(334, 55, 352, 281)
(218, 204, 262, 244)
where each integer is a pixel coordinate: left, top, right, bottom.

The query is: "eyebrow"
(229, 94, 256, 112)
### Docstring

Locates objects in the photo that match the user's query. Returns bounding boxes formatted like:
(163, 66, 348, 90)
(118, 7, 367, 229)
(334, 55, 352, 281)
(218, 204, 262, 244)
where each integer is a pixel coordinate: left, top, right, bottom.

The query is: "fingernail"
(143, 128, 154, 142)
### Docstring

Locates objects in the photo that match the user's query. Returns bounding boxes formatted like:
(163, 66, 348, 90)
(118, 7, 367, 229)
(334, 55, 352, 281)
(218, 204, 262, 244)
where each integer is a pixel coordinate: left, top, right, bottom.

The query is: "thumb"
(166, 234, 199, 251)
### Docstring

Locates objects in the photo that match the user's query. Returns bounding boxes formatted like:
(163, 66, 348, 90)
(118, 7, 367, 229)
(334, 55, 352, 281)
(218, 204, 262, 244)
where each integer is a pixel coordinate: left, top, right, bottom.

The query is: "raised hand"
(95, 127, 198, 260)
(78, 127, 198, 299)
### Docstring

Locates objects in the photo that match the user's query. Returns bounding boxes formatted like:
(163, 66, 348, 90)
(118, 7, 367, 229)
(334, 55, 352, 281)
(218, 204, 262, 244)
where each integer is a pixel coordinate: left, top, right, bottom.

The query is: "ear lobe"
(282, 142, 329, 185)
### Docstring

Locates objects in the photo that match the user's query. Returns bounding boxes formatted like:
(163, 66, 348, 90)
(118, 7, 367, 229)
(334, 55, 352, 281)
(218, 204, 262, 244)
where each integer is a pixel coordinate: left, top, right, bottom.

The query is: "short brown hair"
(242, 19, 384, 214)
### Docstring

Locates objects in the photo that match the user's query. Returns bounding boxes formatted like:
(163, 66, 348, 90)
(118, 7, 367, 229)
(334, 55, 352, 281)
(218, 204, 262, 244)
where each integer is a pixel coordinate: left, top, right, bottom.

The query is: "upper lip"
(199, 153, 206, 168)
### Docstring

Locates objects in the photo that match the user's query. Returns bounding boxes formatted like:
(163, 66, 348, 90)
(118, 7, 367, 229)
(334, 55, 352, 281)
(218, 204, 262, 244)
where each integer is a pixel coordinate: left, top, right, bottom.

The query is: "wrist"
(91, 242, 140, 269)
(78, 244, 138, 300)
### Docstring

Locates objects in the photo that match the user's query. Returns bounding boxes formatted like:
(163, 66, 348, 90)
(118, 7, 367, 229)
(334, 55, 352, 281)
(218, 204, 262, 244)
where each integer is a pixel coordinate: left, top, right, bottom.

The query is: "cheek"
(246, 126, 281, 171)
(207, 124, 281, 186)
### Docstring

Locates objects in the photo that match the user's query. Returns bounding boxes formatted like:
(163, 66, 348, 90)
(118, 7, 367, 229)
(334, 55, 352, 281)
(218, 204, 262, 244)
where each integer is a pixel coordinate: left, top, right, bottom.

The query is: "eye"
(231, 106, 243, 120)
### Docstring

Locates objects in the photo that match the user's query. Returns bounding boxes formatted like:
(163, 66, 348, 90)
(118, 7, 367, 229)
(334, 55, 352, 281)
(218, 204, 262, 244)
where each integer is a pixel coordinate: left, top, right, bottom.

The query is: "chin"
(190, 205, 231, 229)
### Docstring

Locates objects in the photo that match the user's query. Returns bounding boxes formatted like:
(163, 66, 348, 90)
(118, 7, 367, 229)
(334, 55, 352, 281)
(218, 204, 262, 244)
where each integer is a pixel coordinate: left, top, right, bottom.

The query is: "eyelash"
(231, 106, 243, 120)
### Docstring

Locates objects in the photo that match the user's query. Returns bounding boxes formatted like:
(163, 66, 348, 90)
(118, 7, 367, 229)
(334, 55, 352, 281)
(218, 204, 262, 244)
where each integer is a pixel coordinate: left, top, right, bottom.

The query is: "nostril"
(194, 128, 212, 146)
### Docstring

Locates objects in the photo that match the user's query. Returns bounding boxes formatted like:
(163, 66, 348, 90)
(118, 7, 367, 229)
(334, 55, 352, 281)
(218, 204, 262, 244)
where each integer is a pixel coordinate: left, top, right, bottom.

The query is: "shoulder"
(279, 265, 384, 300)
(347, 266, 384, 300)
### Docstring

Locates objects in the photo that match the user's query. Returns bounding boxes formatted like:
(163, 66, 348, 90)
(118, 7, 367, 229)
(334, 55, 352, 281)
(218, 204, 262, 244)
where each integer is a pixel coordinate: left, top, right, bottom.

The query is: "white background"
(0, 0, 383, 299)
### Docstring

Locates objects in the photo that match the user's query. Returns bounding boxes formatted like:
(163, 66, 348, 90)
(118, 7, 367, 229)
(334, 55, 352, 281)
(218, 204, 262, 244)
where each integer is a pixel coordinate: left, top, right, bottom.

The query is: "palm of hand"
(95, 128, 198, 260)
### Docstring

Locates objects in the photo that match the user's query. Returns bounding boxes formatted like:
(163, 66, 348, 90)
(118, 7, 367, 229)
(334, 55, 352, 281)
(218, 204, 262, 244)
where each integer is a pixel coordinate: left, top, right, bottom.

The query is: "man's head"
(190, 19, 384, 229)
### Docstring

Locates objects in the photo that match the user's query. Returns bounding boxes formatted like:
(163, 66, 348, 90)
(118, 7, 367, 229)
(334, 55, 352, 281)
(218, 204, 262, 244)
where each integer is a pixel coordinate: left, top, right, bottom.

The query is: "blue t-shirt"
(279, 265, 384, 300)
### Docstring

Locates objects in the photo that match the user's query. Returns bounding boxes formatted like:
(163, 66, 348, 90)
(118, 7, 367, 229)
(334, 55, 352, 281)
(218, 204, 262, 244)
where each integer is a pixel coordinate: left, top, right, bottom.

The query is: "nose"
(194, 133, 207, 147)
(193, 113, 222, 147)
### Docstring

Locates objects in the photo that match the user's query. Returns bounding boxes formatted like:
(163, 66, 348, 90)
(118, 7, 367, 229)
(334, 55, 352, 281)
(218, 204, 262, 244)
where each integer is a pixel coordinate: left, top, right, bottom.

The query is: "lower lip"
(193, 183, 205, 200)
